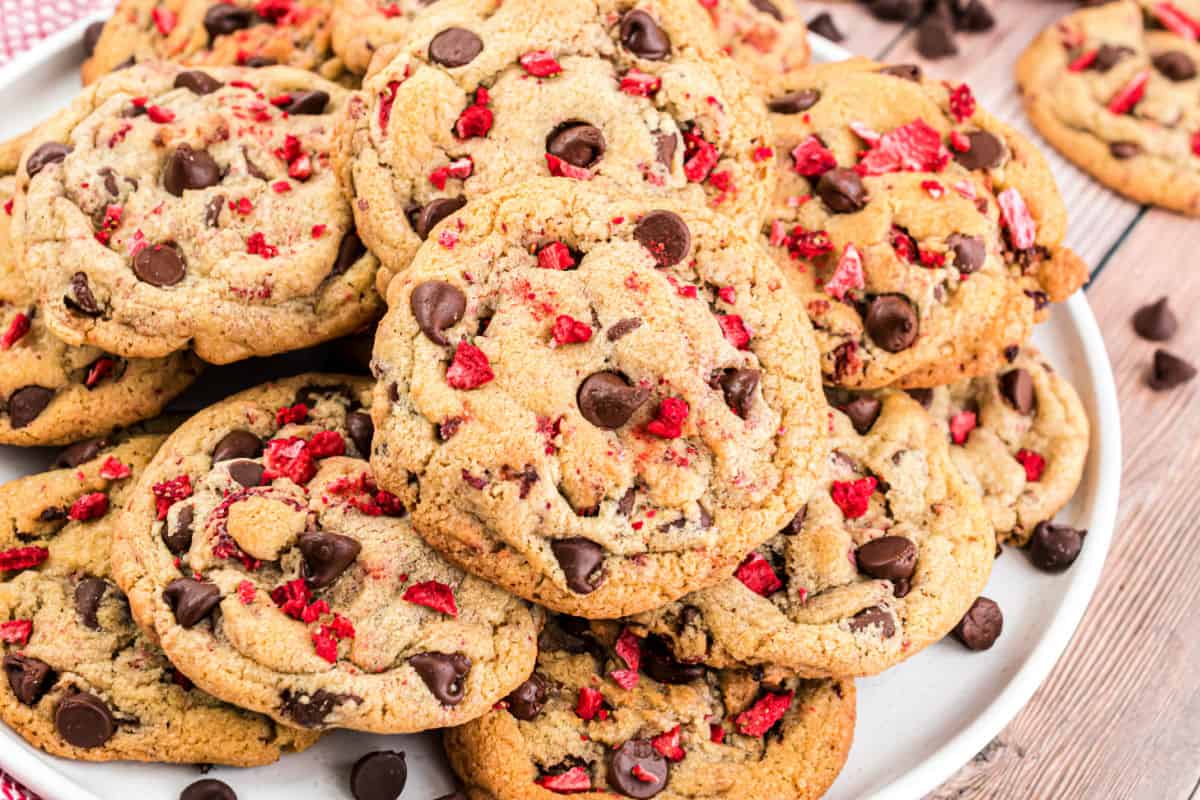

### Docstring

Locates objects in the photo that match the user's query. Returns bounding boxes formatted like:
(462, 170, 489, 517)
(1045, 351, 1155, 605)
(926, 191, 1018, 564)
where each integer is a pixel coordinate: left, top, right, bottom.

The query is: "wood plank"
(929, 209, 1200, 799)
(795, 1, 911, 60)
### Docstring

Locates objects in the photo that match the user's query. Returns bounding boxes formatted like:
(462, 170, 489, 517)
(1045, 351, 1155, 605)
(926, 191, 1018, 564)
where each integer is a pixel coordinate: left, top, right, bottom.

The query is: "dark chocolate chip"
(842, 396, 882, 434)
(750, 0, 783, 20)
(1149, 349, 1196, 391)
(163, 145, 221, 197)
(56, 692, 115, 748)
(879, 63, 922, 81)
(82, 20, 105, 58)
(213, 430, 263, 462)
(953, 596, 1003, 650)
(8, 386, 53, 428)
(1153, 50, 1196, 81)
(905, 388, 933, 409)
(205, 195, 225, 227)
(332, 230, 367, 277)
(654, 132, 677, 166)
(174, 70, 223, 95)
(546, 122, 606, 169)
(282, 90, 330, 115)
(719, 368, 760, 418)
(163, 505, 194, 555)
(504, 673, 547, 721)
(633, 210, 690, 266)
(299, 530, 362, 589)
(608, 739, 668, 798)
(3, 654, 54, 705)
(864, 294, 919, 352)
(1028, 522, 1085, 572)
(1132, 297, 1178, 341)
(767, 88, 820, 114)
(856, 536, 917, 580)
(428, 27, 483, 67)
(953, 131, 1005, 171)
(617, 487, 637, 517)
(180, 779, 237, 800)
(550, 538, 605, 594)
(409, 196, 466, 240)
(998, 368, 1035, 414)
(868, 0, 922, 22)
(66, 272, 101, 316)
(577, 372, 648, 429)
(55, 438, 107, 468)
(280, 689, 347, 727)
(781, 506, 807, 535)
(346, 411, 374, 457)
(408, 652, 470, 705)
(26, 142, 71, 178)
(410, 280, 466, 345)
(227, 460, 265, 488)
(1092, 43, 1134, 72)
(955, 0, 995, 31)
(1109, 141, 1140, 159)
(641, 636, 705, 684)
(163, 578, 222, 628)
(848, 605, 896, 637)
(619, 9, 670, 60)
(807, 12, 843, 42)
(204, 4, 256, 38)
(816, 168, 867, 214)
(916, 12, 957, 59)
(242, 56, 276, 68)
(75, 577, 108, 630)
(607, 317, 643, 341)
(350, 751, 407, 800)
(947, 233, 985, 273)
(132, 242, 187, 287)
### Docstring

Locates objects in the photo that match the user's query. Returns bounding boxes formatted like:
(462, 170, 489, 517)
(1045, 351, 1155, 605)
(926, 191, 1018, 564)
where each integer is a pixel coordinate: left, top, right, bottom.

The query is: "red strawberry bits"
(402, 580, 459, 616)
(445, 341, 494, 389)
(830, 477, 877, 519)
(734, 690, 794, 736)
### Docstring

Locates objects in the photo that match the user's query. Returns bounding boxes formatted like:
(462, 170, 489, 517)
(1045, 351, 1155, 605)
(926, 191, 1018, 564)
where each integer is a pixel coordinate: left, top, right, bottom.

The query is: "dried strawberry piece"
(536, 767, 591, 793)
(152, 7, 177, 34)
(287, 153, 313, 181)
(0, 546, 49, 572)
(68, 492, 109, 521)
(312, 625, 340, 662)
(631, 765, 659, 784)
(307, 430, 345, 459)
(430, 157, 474, 189)
(921, 180, 945, 199)
(823, 244, 865, 300)
(1192, 131, 1200, 157)
(718, 286, 736, 304)
(0, 620, 32, 645)
(1107, 69, 1150, 115)
(84, 356, 116, 388)
(1015, 449, 1046, 481)
(948, 130, 971, 152)
(271, 578, 312, 619)
(237, 580, 256, 604)
(94, 204, 122, 245)
(857, 119, 950, 176)
(949, 410, 977, 445)
(446, 341, 494, 389)
(455, 88, 493, 139)
(402, 580, 459, 616)
(552, 315, 593, 345)
(275, 403, 309, 426)
(890, 227, 917, 263)
(918, 249, 946, 267)
(1067, 49, 1098, 72)
(255, 0, 295, 22)
(538, 242, 576, 270)
(736, 551, 783, 596)
(301, 599, 330, 623)
(1, 313, 30, 350)
(1151, 2, 1200, 39)
(152, 475, 193, 520)
(575, 686, 605, 720)
(997, 188, 1036, 250)
(683, 132, 719, 182)
(830, 476, 877, 519)
(645, 397, 689, 439)
(546, 153, 593, 180)
(651, 725, 685, 761)
(620, 68, 662, 96)
(611, 628, 642, 689)
(791, 135, 837, 177)
(247, 232, 278, 258)
(717, 314, 751, 349)
(378, 80, 402, 131)
(519, 50, 562, 77)
(785, 227, 834, 260)
(735, 690, 794, 736)
(146, 105, 175, 124)
(709, 723, 725, 743)
(99, 457, 131, 480)
(263, 436, 315, 484)
(609, 668, 639, 690)
(948, 84, 976, 123)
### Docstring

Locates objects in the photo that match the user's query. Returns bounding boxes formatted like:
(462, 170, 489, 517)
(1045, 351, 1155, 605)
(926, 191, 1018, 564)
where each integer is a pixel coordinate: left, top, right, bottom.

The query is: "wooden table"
(793, 1, 1200, 797)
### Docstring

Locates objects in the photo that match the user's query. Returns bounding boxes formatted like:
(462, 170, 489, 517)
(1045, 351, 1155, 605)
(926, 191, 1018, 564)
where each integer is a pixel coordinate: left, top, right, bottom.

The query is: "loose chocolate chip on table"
(174, 70, 223, 95)
(25, 142, 72, 178)
(807, 12, 843, 42)
(227, 460, 265, 488)
(212, 430, 263, 462)
(55, 438, 107, 468)
(998, 368, 1036, 414)
(1028, 521, 1085, 572)
(953, 596, 1003, 650)
(332, 231, 368, 277)
(1153, 51, 1196, 81)
(868, 0, 923, 21)
(346, 411, 375, 457)
(505, 673, 548, 720)
(817, 168, 868, 213)
(299, 530, 362, 588)
(56, 691, 116, 748)
(163, 578, 222, 628)
(956, 0, 996, 31)
(879, 63, 922, 81)
(350, 751, 407, 800)
(75, 577, 108, 630)
(619, 9, 671, 60)
(164, 145, 221, 197)
(633, 210, 690, 266)
(409, 652, 470, 705)
(546, 122, 606, 168)
(282, 90, 330, 115)
(842, 396, 882, 434)
(1148, 349, 1196, 391)
(8, 386, 54, 429)
(608, 739, 668, 798)
(641, 636, 705, 684)
(551, 537, 605, 594)
(750, 0, 783, 21)
(1132, 297, 1178, 341)
(428, 27, 484, 67)
(953, 131, 1005, 171)
(163, 505, 194, 555)
(577, 372, 648, 429)
(719, 368, 760, 418)
(82, 20, 105, 57)
(204, 4, 256, 39)
(916, 12, 957, 59)
(3, 654, 55, 705)
(1109, 141, 1140, 159)
(947, 233, 985, 273)
(767, 88, 821, 114)
(409, 196, 466, 240)
(410, 280, 466, 345)
(856, 536, 917, 581)
(180, 779, 237, 800)
(133, 242, 187, 287)
(864, 294, 919, 352)
(848, 605, 896, 637)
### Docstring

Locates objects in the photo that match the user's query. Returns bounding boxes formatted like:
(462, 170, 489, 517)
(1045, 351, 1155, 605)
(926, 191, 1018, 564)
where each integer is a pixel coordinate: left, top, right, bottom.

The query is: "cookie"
(336, 0, 774, 293)
(329, 0, 437, 76)
(82, 0, 347, 86)
(696, 0, 810, 88)
(12, 62, 382, 365)
(628, 390, 994, 678)
(0, 172, 202, 446)
(444, 615, 855, 800)
(112, 375, 541, 732)
(1016, 0, 1200, 215)
(0, 428, 319, 764)
(919, 348, 1090, 546)
(763, 58, 1087, 389)
(369, 179, 827, 618)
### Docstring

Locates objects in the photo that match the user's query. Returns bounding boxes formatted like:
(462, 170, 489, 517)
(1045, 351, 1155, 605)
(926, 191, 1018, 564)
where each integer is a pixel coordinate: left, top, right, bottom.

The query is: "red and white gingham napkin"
(0, 0, 113, 66)
(1, 772, 39, 800)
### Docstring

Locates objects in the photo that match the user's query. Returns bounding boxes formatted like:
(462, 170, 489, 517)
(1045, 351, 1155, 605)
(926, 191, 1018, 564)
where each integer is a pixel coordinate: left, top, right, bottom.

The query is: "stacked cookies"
(0, 1, 1094, 798)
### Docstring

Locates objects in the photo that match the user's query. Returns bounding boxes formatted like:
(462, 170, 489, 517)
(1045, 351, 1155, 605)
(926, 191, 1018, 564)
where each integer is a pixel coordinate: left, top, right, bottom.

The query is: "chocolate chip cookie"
(0, 428, 319, 764)
(337, 0, 774, 293)
(629, 390, 995, 678)
(0, 172, 202, 446)
(13, 62, 381, 365)
(1016, 0, 1200, 215)
(764, 58, 1087, 389)
(918, 348, 1090, 546)
(329, 0, 437, 75)
(82, 0, 347, 86)
(369, 179, 827, 618)
(113, 375, 541, 732)
(443, 615, 855, 800)
(696, 0, 810, 88)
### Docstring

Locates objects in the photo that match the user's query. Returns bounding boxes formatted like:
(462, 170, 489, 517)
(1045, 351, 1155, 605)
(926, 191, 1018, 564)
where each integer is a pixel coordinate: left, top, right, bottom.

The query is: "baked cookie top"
(330, 0, 437, 75)
(444, 616, 854, 800)
(917, 347, 1090, 546)
(82, 0, 347, 86)
(764, 58, 1087, 389)
(1016, 0, 1200, 215)
(337, 0, 774, 292)
(0, 173, 202, 446)
(369, 180, 827, 619)
(112, 375, 540, 733)
(12, 62, 381, 365)
(629, 390, 994, 678)
(0, 428, 319, 764)
(697, 0, 809, 88)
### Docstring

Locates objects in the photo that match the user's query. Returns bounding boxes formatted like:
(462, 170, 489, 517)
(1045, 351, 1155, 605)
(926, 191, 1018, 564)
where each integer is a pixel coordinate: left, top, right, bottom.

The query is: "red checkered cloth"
(0, 0, 112, 66)
(0, 773, 39, 800)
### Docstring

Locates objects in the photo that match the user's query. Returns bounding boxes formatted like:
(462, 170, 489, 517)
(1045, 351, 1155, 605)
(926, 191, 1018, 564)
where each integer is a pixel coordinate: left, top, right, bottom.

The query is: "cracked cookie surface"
(1016, 0, 1200, 215)
(113, 375, 540, 732)
(0, 427, 319, 764)
(369, 179, 826, 619)
(13, 62, 381, 365)
(337, 0, 774, 293)
(763, 58, 1086, 389)
(629, 390, 994, 678)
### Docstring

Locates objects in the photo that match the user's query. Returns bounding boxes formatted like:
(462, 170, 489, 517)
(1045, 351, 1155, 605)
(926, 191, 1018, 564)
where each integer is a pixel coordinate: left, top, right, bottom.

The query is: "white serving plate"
(0, 22, 1122, 800)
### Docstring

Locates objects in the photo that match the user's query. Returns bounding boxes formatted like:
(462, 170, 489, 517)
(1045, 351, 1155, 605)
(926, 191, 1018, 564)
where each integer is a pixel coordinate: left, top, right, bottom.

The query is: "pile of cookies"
(0, 1, 1094, 798)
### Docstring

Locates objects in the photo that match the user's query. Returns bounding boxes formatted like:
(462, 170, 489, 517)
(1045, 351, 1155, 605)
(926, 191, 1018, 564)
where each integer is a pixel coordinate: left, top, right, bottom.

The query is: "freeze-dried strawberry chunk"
(614, 628, 641, 675)
(1192, 131, 1200, 157)
(546, 153, 593, 180)
(830, 476, 877, 519)
(735, 690, 794, 736)
(455, 87, 493, 139)
(68, 492, 109, 521)
(0, 620, 32, 644)
(1015, 449, 1046, 481)
(430, 157, 474, 189)
(783, 226, 833, 260)
(652, 725, 685, 761)
(247, 232, 278, 258)
(237, 580, 256, 604)
(538, 241, 576, 270)
(312, 626, 340, 662)
(998, 188, 1036, 250)
(710, 723, 725, 743)
(949, 410, 977, 445)
(402, 580, 459, 616)
(152, 475, 193, 520)
(0, 546, 48, 572)
(646, 397, 689, 439)
(857, 119, 950, 176)
(85, 357, 115, 388)
(306, 430, 345, 459)
(683, 132, 719, 182)
(735, 552, 782, 596)
(620, 69, 661, 96)
(152, 7, 177, 34)
(263, 436, 316, 484)
(1151, 2, 1200, 39)
(378, 80, 401, 130)
(146, 105, 175, 124)
(791, 135, 837, 176)
(1067, 49, 1098, 72)
(519, 50, 562, 77)
(575, 686, 605, 720)
(717, 314, 750, 349)
(552, 315, 593, 345)
(1, 313, 29, 349)
(275, 403, 308, 426)
(445, 341, 494, 389)
(271, 578, 312, 619)
(536, 767, 591, 793)
(824, 244, 865, 300)
(1107, 69, 1150, 115)
(949, 84, 976, 122)
(99, 457, 131, 480)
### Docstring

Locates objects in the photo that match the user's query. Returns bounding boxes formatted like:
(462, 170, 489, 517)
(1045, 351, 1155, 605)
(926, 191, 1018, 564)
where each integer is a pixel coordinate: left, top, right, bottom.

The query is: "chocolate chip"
(299, 530, 362, 589)
(204, 4, 256, 38)
(75, 577, 108, 630)
(916, 12, 957, 59)
(719, 368, 759, 418)
(953, 131, 1005, 171)
(132, 242, 187, 287)
(546, 122, 606, 169)
(350, 751, 407, 800)
(816, 168, 867, 214)
(1149, 349, 1197, 390)
(749, 0, 783, 20)
(868, 0, 922, 21)
(998, 368, 1035, 414)
(330, 230, 367, 278)
(608, 739, 668, 798)
(1109, 141, 1140, 159)
(174, 70, 223, 95)
(8, 386, 53, 428)
(410, 280, 466, 345)
(282, 90, 330, 115)
(633, 210, 690, 266)
(953, 596, 1003, 650)
(227, 460, 265, 488)
(906, 388, 933, 409)
(505, 674, 547, 720)
(243, 56, 276, 68)
(551, 538, 604, 594)
(955, 0, 995, 31)
(163, 505, 194, 555)
(1004, 345, 1020, 362)
(3, 654, 54, 705)
(947, 233, 985, 273)
(865, 295, 919, 352)
(56, 692, 115, 748)
(767, 88, 820, 114)
(577, 372, 648, 429)
(428, 27, 483, 67)
(65, 273, 101, 317)
(163, 578, 221, 628)
(654, 132, 677, 166)
(26, 142, 71, 178)
(213, 430, 263, 462)
(607, 317, 642, 341)
(408, 196, 466, 240)
(619, 9, 670, 60)
(617, 487, 637, 516)
(1028, 522, 1085, 572)
(82, 20, 105, 57)
(848, 605, 895, 637)
(345, 411, 374, 458)
(1092, 43, 1134, 72)
(879, 63, 922, 81)
(807, 12, 843, 42)
(163, 145, 221, 197)
(280, 689, 348, 727)
(181, 779, 237, 800)
(856, 536, 917, 581)
(433, 794, 466, 800)
(641, 636, 705, 684)
(408, 652, 470, 705)
(1153, 50, 1196, 81)
(842, 396, 882, 434)
(55, 438, 107, 468)
(1132, 297, 1178, 341)
(205, 195, 225, 227)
